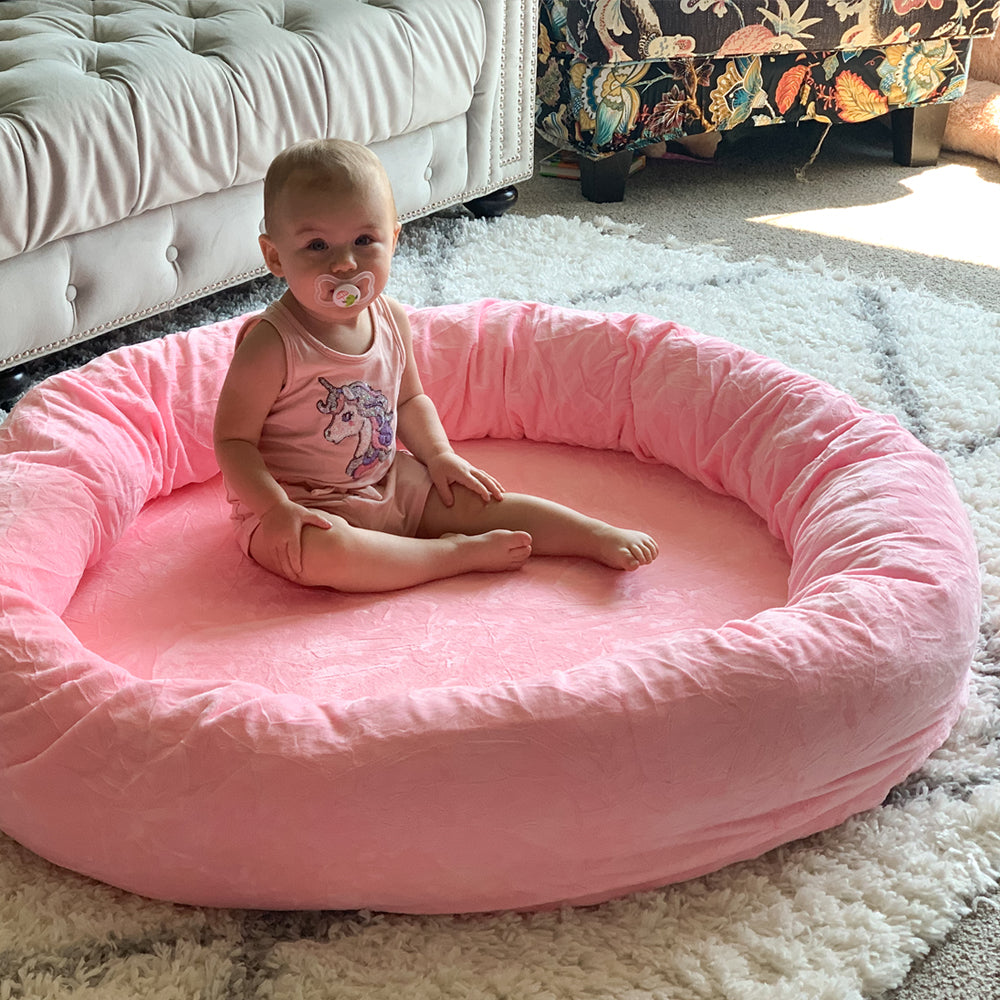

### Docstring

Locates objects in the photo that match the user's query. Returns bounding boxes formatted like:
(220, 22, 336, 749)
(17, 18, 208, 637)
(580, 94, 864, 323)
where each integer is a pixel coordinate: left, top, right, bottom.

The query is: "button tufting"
(65, 285, 77, 302)
(165, 245, 179, 262)
(424, 166, 433, 182)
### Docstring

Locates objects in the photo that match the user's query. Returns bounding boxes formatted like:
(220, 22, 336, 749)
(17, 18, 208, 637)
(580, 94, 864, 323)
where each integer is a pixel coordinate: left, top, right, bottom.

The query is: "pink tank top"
(240, 295, 407, 492)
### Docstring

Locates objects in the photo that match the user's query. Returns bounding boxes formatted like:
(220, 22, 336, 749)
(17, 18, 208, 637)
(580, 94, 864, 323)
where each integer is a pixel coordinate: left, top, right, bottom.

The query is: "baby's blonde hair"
(262, 138, 396, 234)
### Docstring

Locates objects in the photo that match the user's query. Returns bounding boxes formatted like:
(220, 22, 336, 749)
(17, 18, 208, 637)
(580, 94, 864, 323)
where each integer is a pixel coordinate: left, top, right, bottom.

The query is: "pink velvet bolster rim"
(0, 299, 980, 912)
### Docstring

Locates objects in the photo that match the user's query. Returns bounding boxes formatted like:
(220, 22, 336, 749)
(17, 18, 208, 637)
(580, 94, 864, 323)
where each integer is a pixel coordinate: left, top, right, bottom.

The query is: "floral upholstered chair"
(537, 0, 1000, 200)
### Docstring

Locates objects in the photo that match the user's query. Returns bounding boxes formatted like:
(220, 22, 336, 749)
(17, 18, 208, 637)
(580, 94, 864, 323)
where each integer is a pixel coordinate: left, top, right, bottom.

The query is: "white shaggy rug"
(2, 213, 1000, 999)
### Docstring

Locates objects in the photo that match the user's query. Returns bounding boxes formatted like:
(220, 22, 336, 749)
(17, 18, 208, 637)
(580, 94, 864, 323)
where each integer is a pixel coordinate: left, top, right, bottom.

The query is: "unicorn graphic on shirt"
(316, 377, 394, 479)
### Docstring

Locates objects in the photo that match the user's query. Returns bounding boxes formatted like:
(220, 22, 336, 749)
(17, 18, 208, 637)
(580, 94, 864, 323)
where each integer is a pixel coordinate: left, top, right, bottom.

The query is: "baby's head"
(262, 138, 397, 237)
(259, 139, 400, 313)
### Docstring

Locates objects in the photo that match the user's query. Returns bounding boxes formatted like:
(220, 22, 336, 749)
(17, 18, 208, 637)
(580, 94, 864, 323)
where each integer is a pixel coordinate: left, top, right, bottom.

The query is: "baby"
(214, 138, 658, 592)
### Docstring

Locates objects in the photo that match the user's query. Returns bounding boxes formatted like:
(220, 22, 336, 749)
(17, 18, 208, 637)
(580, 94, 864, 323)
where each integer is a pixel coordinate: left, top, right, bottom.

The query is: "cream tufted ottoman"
(0, 0, 535, 387)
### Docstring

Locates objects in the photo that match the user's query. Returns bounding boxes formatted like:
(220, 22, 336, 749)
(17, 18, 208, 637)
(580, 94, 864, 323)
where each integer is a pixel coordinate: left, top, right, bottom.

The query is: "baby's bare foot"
(594, 527, 659, 571)
(446, 530, 532, 573)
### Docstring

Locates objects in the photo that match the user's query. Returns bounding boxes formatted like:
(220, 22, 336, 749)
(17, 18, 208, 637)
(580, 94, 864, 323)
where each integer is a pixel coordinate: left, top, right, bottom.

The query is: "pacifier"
(315, 271, 376, 309)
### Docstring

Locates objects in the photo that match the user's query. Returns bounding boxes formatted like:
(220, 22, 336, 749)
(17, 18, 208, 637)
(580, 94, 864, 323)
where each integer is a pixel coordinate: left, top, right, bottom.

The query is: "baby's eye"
(355, 235, 375, 247)
(306, 239, 328, 252)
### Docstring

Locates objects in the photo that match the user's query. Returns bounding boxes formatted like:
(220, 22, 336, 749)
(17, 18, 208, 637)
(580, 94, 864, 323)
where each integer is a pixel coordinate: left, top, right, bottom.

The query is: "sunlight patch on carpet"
(747, 162, 1000, 269)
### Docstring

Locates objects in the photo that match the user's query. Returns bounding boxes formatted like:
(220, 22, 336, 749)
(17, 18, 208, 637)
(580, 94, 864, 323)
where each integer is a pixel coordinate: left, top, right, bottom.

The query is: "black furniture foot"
(891, 104, 952, 167)
(579, 150, 633, 203)
(465, 186, 519, 218)
(0, 364, 28, 411)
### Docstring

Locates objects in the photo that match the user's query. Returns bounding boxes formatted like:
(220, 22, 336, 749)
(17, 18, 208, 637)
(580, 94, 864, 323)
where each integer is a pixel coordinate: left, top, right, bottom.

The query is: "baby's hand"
(256, 499, 330, 579)
(426, 451, 504, 507)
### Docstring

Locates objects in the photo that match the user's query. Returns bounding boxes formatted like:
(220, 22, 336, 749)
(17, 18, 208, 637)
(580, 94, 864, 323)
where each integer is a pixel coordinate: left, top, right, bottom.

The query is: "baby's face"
(262, 171, 400, 325)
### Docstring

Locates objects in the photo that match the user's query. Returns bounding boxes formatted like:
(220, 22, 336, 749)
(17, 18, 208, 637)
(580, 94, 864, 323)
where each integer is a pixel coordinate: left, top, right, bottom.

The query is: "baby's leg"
(251, 512, 531, 592)
(418, 488, 658, 571)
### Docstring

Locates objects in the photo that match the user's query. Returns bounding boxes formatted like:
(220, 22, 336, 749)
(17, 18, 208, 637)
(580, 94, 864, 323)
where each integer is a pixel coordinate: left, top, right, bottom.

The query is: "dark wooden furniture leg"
(579, 151, 634, 203)
(465, 186, 519, 218)
(0, 365, 28, 411)
(891, 104, 952, 167)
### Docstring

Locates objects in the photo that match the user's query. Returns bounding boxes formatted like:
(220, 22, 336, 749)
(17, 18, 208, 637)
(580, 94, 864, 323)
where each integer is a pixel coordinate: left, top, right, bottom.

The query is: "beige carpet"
(515, 115, 1000, 1000)
(518, 118, 1000, 314)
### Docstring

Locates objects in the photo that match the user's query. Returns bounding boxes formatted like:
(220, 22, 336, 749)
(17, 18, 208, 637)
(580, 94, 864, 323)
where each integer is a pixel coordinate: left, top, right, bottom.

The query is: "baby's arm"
(214, 322, 330, 575)
(390, 300, 504, 507)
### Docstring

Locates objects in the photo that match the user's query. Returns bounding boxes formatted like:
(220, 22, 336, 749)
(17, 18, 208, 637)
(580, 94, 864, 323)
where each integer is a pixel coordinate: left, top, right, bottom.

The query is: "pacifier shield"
(315, 271, 376, 309)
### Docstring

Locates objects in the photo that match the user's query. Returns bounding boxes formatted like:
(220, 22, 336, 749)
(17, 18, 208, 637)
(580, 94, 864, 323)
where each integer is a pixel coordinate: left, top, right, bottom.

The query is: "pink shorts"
(230, 451, 434, 557)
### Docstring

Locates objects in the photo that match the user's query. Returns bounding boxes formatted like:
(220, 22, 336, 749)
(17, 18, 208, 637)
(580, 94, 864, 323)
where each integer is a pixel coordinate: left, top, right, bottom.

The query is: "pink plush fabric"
(943, 78, 1000, 163)
(0, 300, 980, 913)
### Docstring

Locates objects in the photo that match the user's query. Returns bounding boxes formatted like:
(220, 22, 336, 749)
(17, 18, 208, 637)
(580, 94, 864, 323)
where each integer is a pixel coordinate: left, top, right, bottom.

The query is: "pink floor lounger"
(0, 300, 981, 913)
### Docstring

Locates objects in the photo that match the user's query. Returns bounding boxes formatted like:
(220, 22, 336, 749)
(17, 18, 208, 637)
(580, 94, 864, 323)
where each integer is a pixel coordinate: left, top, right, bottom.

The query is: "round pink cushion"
(0, 300, 980, 912)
